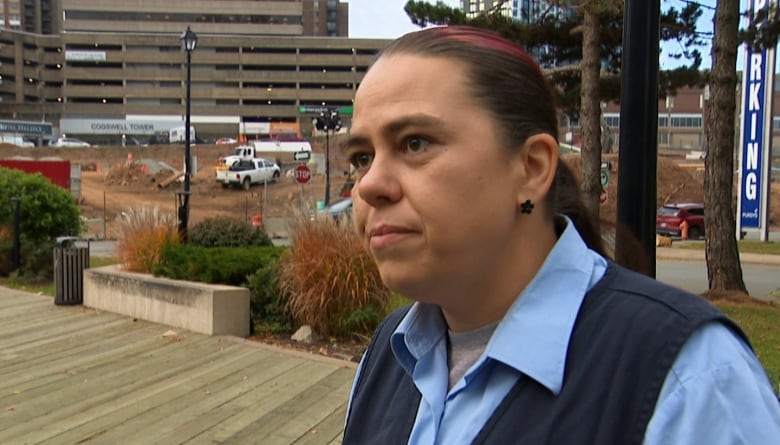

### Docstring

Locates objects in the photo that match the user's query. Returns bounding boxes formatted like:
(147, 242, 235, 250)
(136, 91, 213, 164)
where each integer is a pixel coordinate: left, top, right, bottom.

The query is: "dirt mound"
(104, 164, 154, 186)
(563, 154, 712, 225)
(700, 289, 770, 306)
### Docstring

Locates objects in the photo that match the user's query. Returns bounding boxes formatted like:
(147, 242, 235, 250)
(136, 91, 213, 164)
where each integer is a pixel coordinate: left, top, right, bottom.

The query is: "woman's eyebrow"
(383, 114, 445, 136)
(341, 134, 369, 153)
(343, 114, 446, 152)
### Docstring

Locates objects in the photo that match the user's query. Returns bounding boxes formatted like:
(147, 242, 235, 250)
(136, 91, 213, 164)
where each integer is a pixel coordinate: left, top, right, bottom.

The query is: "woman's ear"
(517, 133, 558, 206)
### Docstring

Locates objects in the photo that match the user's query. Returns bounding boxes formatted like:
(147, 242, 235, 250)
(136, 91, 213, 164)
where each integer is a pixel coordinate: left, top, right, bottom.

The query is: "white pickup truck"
(215, 158, 281, 190)
(218, 140, 312, 167)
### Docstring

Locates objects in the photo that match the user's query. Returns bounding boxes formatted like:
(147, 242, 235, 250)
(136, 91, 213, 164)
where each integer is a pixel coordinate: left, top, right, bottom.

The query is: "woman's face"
(346, 54, 534, 304)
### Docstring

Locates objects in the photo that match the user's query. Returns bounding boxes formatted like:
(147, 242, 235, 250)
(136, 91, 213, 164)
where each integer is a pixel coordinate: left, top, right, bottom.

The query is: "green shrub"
(18, 237, 56, 280)
(0, 231, 55, 279)
(246, 255, 293, 334)
(189, 216, 272, 248)
(153, 244, 284, 286)
(0, 167, 82, 243)
(277, 214, 393, 338)
(0, 167, 82, 277)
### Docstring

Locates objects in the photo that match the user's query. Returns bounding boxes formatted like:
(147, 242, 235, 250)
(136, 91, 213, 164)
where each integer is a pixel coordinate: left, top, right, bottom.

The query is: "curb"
(656, 248, 780, 267)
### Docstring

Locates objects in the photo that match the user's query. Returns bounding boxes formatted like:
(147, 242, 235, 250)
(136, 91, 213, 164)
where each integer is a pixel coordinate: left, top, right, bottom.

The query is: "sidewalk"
(656, 246, 780, 267)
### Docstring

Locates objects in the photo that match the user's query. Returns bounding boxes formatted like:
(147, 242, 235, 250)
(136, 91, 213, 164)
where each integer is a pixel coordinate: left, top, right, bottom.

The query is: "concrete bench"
(84, 265, 250, 337)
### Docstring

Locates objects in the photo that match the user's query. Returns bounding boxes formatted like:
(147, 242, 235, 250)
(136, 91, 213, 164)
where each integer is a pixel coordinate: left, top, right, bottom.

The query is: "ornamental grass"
(277, 211, 393, 338)
(115, 206, 179, 273)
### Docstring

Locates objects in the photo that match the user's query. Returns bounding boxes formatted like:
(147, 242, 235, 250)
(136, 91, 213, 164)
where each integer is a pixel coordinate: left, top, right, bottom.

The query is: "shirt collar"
(488, 218, 604, 394)
(391, 217, 606, 393)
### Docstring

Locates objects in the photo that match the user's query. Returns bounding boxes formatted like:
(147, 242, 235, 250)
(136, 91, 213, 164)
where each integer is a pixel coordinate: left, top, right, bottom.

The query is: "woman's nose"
(354, 154, 402, 207)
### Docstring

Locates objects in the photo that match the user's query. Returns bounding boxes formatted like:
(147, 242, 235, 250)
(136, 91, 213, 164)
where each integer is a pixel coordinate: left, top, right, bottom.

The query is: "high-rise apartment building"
(1, 0, 23, 30)
(302, 0, 348, 37)
(461, 0, 552, 23)
(0, 0, 381, 141)
(17, 0, 348, 37)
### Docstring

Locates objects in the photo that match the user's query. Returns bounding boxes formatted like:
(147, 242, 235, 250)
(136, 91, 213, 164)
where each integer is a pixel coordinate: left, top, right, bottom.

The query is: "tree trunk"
(580, 9, 603, 223)
(705, 0, 747, 292)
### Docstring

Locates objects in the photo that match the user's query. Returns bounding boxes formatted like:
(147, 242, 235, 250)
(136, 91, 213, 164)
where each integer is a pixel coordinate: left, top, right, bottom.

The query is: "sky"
(345, 0, 722, 70)
(347, 0, 460, 39)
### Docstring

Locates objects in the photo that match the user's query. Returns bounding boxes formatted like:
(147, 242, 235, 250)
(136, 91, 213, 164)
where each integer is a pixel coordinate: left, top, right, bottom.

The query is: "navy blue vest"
(343, 263, 747, 445)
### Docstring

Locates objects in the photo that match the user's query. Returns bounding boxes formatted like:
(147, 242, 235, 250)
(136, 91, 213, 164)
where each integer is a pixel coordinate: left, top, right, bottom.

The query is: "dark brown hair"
(374, 26, 606, 256)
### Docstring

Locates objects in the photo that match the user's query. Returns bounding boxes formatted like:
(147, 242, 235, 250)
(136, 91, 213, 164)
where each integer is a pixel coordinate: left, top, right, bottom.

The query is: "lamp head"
(181, 26, 198, 52)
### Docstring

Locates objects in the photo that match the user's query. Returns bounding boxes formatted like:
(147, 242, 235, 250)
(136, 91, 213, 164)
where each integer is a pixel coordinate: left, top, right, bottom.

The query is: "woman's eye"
(404, 137, 430, 153)
(349, 152, 374, 170)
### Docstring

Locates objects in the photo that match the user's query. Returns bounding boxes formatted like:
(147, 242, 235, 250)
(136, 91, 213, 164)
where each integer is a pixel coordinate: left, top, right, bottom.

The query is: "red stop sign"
(294, 164, 312, 184)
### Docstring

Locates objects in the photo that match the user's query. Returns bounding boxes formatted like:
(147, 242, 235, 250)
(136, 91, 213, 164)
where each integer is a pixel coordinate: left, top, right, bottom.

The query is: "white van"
(0, 135, 35, 148)
(168, 126, 196, 143)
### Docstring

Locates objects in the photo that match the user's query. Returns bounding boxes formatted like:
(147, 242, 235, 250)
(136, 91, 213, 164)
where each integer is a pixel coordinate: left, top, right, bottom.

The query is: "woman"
(342, 26, 779, 444)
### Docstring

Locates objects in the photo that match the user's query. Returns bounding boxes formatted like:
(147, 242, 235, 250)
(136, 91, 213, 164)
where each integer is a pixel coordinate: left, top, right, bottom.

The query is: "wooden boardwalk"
(0, 287, 357, 444)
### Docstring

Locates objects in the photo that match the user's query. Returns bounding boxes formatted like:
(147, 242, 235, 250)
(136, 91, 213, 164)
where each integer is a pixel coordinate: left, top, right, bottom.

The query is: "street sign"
(600, 170, 609, 188)
(294, 150, 311, 161)
(294, 164, 312, 184)
(298, 105, 353, 115)
(298, 105, 330, 115)
(600, 188, 608, 205)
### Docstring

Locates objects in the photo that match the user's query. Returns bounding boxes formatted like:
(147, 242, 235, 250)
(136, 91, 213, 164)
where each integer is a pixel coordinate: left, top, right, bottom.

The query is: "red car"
(656, 203, 706, 239)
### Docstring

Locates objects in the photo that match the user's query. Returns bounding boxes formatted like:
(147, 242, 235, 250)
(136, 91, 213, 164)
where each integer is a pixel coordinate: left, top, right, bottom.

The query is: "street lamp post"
(10, 197, 21, 271)
(665, 95, 674, 149)
(312, 109, 342, 207)
(178, 26, 197, 241)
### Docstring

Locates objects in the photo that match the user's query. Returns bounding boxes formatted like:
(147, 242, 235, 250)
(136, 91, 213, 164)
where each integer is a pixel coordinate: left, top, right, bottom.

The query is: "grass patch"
(0, 275, 55, 297)
(676, 240, 780, 255)
(716, 301, 780, 390)
(0, 256, 120, 297)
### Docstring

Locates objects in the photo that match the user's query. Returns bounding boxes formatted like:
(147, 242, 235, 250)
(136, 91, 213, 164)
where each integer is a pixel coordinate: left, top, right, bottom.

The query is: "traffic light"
(330, 110, 342, 132)
(312, 109, 341, 132)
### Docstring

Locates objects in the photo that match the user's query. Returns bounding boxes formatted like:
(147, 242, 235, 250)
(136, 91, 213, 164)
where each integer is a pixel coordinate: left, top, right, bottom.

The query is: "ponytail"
(550, 161, 608, 258)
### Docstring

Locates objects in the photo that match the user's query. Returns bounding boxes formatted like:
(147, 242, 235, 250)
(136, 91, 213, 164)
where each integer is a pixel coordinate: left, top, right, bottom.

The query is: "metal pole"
(179, 48, 192, 241)
(324, 129, 331, 207)
(10, 197, 21, 271)
(102, 190, 107, 239)
(616, 0, 660, 277)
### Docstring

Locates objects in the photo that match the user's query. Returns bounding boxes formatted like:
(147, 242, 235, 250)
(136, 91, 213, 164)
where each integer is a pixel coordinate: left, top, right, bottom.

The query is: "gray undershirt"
(447, 322, 498, 390)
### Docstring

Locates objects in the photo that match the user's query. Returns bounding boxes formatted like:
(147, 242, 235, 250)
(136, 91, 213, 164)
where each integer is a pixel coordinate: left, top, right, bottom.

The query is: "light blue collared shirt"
(349, 219, 780, 444)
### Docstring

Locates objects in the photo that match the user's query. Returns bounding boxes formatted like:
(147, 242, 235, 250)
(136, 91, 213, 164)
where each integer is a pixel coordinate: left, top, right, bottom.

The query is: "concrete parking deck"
(0, 286, 356, 445)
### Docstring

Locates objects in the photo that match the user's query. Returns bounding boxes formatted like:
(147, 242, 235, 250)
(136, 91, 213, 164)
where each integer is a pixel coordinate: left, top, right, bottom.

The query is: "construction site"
(0, 142, 777, 241)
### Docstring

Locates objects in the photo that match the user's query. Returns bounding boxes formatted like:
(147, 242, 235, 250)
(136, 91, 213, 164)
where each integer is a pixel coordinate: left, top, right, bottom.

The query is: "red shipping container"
(0, 159, 71, 190)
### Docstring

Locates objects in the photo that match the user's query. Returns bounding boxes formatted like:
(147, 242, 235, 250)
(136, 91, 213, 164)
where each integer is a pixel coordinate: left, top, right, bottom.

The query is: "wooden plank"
(0, 295, 49, 312)
(0, 327, 179, 392)
(175, 362, 349, 444)
(291, 403, 347, 445)
(0, 319, 159, 374)
(35, 347, 270, 444)
(0, 288, 357, 444)
(85, 354, 311, 445)
(0, 335, 228, 439)
(219, 368, 355, 444)
(0, 309, 127, 349)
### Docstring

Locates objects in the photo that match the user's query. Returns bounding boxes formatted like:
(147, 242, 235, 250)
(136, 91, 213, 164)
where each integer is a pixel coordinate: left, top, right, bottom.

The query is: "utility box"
(54, 237, 90, 305)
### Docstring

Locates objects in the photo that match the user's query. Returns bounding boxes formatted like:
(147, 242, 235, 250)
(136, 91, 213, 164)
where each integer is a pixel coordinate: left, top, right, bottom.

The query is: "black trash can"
(53, 237, 90, 305)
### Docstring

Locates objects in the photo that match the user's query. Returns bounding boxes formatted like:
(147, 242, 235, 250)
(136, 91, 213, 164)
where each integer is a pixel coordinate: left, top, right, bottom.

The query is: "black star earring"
(520, 199, 534, 214)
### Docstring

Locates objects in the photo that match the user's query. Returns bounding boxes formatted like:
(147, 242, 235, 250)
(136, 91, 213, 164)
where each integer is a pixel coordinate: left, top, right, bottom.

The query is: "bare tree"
(704, 0, 747, 292)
